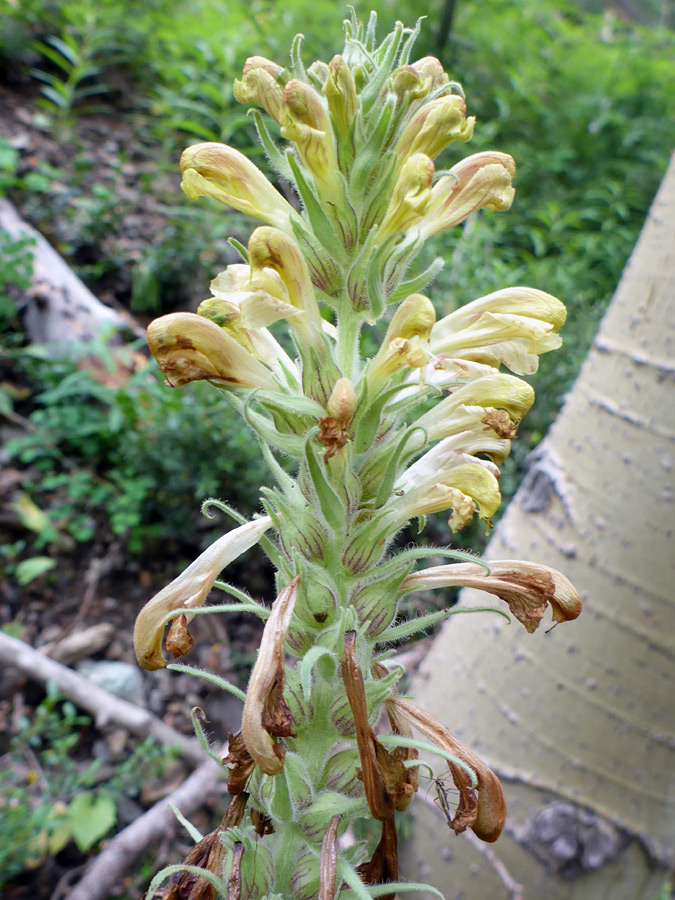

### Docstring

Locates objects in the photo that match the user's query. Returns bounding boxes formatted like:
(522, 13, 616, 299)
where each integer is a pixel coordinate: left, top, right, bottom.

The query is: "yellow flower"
(416, 372, 534, 442)
(147, 312, 278, 389)
(393, 451, 501, 530)
(133, 517, 273, 670)
(431, 287, 567, 375)
(248, 227, 323, 336)
(412, 151, 515, 241)
(180, 142, 295, 230)
(368, 294, 436, 390)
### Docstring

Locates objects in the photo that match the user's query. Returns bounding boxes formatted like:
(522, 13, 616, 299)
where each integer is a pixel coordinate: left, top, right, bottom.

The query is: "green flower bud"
(283, 666, 314, 723)
(324, 55, 357, 138)
(282, 752, 314, 812)
(297, 791, 366, 843)
(290, 847, 320, 900)
(222, 826, 275, 896)
(233, 56, 285, 122)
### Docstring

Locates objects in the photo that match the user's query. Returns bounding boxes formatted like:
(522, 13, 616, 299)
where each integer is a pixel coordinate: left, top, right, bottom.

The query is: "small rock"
(77, 660, 145, 706)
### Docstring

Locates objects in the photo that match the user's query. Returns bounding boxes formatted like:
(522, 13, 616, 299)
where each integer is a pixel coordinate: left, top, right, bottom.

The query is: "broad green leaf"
(67, 791, 117, 852)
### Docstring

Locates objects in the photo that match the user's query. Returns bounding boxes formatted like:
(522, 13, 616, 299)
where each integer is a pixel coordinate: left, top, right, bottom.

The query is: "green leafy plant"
(0, 682, 176, 886)
(0, 229, 34, 323)
(5, 343, 271, 557)
(130, 13, 582, 898)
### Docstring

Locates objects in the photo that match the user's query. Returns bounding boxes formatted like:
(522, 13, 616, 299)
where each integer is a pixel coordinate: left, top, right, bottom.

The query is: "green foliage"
(425, 0, 675, 431)
(0, 227, 35, 322)
(5, 343, 271, 555)
(0, 681, 176, 886)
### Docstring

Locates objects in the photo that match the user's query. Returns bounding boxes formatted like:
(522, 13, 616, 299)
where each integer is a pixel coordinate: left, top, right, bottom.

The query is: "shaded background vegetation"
(0, 0, 673, 894)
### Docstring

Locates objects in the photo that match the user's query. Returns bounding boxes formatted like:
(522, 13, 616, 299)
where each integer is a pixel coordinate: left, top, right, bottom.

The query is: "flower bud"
(326, 377, 356, 423)
(322, 747, 363, 797)
(281, 80, 340, 197)
(409, 56, 449, 92)
(377, 154, 435, 241)
(390, 64, 432, 102)
(180, 142, 294, 229)
(308, 59, 329, 85)
(233, 56, 285, 122)
(290, 847, 320, 900)
(395, 95, 474, 164)
(147, 312, 277, 390)
(297, 791, 366, 843)
(324, 55, 357, 137)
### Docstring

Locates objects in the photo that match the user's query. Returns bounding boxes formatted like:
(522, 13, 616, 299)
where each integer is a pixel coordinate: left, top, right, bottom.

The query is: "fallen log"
(0, 197, 142, 347)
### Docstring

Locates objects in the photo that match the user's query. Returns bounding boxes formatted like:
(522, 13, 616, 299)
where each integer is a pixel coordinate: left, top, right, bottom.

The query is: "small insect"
(420, 768, 459, 827)
(434, 775, 453, 828)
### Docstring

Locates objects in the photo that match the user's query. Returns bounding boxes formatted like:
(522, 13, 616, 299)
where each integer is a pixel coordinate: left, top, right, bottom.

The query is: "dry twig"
(0, 632, 203, 763)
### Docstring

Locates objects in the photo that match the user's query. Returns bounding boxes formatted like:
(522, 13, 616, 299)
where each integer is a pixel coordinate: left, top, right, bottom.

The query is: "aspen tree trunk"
(401, 154, 675, 898)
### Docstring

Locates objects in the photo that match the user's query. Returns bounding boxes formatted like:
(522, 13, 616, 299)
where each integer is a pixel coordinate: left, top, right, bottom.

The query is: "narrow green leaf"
(299, 646, 336, 700)
(286, 153, 346, 262)
(167, 664, 247, 702)
(304, 431, 345, 530)
(168, 804, 203, 842)
(378, 605, 511, 642)
(388, 256, 445, 304)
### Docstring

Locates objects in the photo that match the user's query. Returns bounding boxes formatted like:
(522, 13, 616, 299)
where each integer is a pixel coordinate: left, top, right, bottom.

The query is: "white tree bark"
(401, 153, 675, 898)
